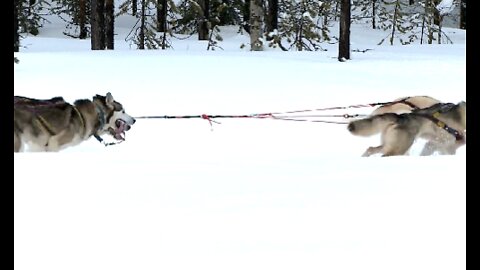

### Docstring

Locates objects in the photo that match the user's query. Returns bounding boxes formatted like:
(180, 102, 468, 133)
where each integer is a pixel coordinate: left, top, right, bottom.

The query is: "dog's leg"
(14, 132, 21, 152)
(362, 146, 383, 157)
(420, 141, 437, 156)
(381, 128, 415, 157)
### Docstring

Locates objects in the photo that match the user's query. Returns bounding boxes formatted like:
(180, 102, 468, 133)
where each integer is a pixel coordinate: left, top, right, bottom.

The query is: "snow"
(14, 13, 465, 270)
(436, 0, 455, 16)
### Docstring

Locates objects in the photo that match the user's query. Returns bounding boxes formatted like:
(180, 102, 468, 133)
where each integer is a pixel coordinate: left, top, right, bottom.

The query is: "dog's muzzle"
(109, 119, 133, 141)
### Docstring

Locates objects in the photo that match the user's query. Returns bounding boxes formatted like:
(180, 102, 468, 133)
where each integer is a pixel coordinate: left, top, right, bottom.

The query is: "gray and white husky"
(348, 101, 466, 157)
(14, 92, 136, 152)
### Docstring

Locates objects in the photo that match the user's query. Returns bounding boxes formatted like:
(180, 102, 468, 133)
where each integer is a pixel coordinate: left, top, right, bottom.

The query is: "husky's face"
(95, 92, 136, 141)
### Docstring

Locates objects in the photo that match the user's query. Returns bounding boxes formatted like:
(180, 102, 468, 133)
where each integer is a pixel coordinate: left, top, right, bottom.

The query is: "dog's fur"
(14, 92, 135, 152)
(370, 95, 443, 155)
(371, 96, 441, 115)
(348, 101, 466, 157)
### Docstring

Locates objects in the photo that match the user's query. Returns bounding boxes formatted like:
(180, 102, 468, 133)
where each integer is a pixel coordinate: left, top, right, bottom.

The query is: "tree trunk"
(198, 0, 209, 40)
(460, 0, 466, 29)
(437, 15, 442, 44)
(157, 0, 167, 32)
(372, 0, 376, 29)
(265, 0, 278, 41)
(426, 0, 433, 44)
(433, 0, 441, 26)
(132, 0, 137, 16)
(243, 0, 250, 33)
(249, 0, 263, 51)
(91, 0, 106, 50)
(105, 0, 114, 49)
(338, 0, 350, 60)
(14, 0, 19, 52)
(139, 0, 145, 49)
(79, 0, 87, 39)
(390, 0, 400, 45)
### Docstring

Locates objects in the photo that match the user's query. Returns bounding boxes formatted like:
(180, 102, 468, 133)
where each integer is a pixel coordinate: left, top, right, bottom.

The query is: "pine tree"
(377, 0, 418, 45)
(352, 0, 379, 29)
(121, 0, 175, 49)
(274, 0, 328, 51)
(19, 0, 50, 36)
(51, 0, 91, 39)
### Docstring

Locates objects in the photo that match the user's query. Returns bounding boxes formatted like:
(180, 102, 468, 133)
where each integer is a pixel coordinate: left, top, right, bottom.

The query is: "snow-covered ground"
(14, 13, 466, 270)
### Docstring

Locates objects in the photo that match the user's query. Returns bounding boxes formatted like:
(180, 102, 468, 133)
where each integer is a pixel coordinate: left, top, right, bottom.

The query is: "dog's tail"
(347, 113, 398, 137)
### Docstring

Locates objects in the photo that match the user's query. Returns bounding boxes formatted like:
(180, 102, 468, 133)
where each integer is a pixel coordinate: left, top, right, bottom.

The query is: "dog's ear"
(105, 92, 114, 109)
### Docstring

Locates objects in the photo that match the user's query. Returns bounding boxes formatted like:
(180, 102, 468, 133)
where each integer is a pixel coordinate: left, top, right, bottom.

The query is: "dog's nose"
(132, 118, 136, 124)
(347, 123, 355, 132)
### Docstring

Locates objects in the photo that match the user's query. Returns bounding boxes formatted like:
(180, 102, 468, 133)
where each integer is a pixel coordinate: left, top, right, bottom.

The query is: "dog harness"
(397, 97, 420, 110)
(414, 103, 464, 141)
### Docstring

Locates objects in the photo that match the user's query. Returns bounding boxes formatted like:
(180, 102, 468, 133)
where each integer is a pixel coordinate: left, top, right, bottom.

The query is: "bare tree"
(249, 0, 264, 51)
(338, 0, 350, 61)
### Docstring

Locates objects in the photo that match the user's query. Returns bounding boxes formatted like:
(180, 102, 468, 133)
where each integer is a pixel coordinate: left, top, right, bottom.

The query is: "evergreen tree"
(377, 0, 418, 45)
(275, 0, 328, 51)
(352, 0, 379, 29)
(51, 0, 91, 39)
(121, 0, 176, 49)
(19, 0, 50, 36)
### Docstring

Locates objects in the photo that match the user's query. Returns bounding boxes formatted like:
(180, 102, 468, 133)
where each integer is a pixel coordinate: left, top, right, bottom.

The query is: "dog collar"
(94, 103, 106, 130)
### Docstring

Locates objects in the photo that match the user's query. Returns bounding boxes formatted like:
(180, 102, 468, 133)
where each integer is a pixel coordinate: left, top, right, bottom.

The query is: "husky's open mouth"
(109, 119, 131, 141)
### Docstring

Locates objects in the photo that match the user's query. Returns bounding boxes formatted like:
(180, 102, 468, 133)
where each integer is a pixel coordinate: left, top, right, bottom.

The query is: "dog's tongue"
(114, 131, 125, 141)
(113, 120, 127, 141)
